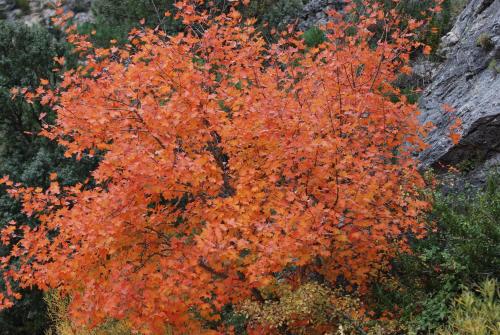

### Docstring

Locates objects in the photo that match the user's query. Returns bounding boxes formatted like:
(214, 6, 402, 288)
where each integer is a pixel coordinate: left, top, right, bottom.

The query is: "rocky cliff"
(419, 0, 500, 184)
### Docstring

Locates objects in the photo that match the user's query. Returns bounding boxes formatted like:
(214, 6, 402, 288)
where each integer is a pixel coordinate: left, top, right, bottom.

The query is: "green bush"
(477, 33, 494, 51)
(302, 26, 327, 47)
(371, 174, 500, 333)
(0, 22, 60, 88)
(405, 0, 468, 55)
(423, 0, 468, 52)
(14, 0, 30, 14)
(82, 0, 308, 47)
(438, 279, 499, 335)
(81, 0, 465, 50)
(0, 21, 61, 335)
(91, 0, 177, 28)
(80, 0, 181, 47)
(350, 0, 467, 56)
(0, 21, 97, 335)
(239, 0, 306, 32)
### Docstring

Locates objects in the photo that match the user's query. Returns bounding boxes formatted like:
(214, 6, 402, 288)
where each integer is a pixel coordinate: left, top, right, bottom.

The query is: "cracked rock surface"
(418, 0, 500, 183)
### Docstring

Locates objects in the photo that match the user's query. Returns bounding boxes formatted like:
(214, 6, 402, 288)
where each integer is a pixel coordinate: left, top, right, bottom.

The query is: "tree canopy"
(0, 1, 433, 333)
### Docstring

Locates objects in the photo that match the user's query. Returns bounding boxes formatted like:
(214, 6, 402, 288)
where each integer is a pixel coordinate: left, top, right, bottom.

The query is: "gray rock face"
(418, 0, 500, 181)
(0, 0, 15, 12)
(297, 0, 346, 30)
(0, 0, 20, 20)
(0, 0, 93, 25)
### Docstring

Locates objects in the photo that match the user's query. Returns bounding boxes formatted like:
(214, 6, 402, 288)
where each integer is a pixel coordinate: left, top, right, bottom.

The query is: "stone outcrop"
(418, 0, 500, 183)
(0, 0, 93, 25)
(296, 0, 346, 30)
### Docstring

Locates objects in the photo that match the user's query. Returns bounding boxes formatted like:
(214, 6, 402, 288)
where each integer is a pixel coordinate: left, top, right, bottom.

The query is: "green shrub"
(438, 279, 499, 335)
(83, 0, 464, 50)
(81, 0, 181, 47)
(91, 0, 177, 28)
(0, 21, 97, 335)
(77, 21, 131, 48)
(83, 0, 308, 47)
(374, 0, 466, 33)
(0, 21, 90, 185)
(302, 26, 327, 48)
(0, 21, 61, 335)
(371, 174, 500, 333)
(0, 22, 60, 88)
(352, 0, 466, 56)
(400, 86, 421, 104)
(239, 0, 306, 32)
(15, 0, 30, 14)
(418, 0, 468, 55)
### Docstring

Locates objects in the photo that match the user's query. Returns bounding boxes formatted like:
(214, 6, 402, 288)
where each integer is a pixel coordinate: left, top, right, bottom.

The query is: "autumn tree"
(1, 0, 432, 333)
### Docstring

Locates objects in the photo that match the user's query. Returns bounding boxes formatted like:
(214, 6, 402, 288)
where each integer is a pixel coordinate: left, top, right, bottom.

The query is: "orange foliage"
(1, 1, 430, 333)
(442, 104, 462, 145)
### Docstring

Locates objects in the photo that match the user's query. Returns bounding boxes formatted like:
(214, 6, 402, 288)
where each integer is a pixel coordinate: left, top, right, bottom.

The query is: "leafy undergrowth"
(372, 174, 500, 334)
(438, 279, 499, 335)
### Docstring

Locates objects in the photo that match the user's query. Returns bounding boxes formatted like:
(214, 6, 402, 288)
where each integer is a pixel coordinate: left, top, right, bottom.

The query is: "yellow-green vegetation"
(489, 59, 500, 73)
(240, 282, 334, 329)
(476, 33, 494, 50)
(44, 291, 132, 335)
(240, 282, 402, 334)
(438, 279, 499, 335)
